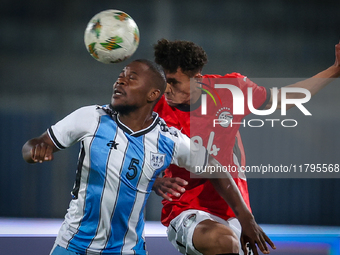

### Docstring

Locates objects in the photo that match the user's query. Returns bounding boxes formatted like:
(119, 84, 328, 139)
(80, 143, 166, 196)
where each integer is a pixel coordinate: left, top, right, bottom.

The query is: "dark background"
(1, 0, 340, 226)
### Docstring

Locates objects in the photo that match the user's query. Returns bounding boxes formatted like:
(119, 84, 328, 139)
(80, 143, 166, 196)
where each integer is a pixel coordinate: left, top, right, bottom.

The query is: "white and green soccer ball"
(84, 9, 140, 64)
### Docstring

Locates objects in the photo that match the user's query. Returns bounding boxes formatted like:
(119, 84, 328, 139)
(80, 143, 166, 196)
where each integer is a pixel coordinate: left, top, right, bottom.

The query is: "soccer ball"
(84, 10, 140, 64)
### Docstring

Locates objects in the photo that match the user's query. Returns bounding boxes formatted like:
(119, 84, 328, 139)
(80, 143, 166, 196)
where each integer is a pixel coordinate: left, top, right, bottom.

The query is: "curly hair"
(154, 39, 208, 77)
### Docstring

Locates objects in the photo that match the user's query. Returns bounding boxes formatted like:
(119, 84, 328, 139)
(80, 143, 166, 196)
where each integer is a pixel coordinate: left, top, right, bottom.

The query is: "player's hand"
(30, 142, 54, 163)
(239, 215, 276, 255)
(152, 177, 188, 201)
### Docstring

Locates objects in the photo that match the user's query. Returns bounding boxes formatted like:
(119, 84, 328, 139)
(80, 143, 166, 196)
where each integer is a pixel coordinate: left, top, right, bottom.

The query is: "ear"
(191, 73, 203, 88)
(147, 89, 161, 103)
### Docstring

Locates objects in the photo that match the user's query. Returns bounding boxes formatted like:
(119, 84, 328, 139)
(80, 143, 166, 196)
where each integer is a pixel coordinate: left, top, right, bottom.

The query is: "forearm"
(266, 42, 340, 110)
(207, 157, 253, 220)
(285, 65, 340, 97)
(209, 177, 252, 219)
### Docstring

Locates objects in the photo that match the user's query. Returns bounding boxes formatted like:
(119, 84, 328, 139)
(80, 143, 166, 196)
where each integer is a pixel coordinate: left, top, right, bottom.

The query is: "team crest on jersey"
(150, 152, 166, 170)
(216, 107, 233, 128)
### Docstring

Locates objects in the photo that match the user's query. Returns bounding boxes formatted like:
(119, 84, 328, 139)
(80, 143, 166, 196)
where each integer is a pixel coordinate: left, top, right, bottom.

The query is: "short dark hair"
(154, 38, 208, 77)
(133, 59, 167, 98)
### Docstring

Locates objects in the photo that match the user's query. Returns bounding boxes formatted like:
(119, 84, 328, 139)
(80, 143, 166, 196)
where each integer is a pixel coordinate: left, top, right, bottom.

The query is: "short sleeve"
(170, 127, 209, 173)
(203, 73, 271, 117)
(47, 106, 98, 149)
(240, 77, 271, 115)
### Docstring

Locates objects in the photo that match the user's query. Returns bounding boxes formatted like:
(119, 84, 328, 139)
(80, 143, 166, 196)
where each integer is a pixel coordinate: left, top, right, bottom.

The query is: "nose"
(164, 83, 172, 94)
(115, 76, 127, 87)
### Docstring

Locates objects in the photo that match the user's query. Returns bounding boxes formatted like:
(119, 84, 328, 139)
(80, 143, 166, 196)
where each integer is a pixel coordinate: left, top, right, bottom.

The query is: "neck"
(117, 108, 155, 132)
(190, 87, 202, 105)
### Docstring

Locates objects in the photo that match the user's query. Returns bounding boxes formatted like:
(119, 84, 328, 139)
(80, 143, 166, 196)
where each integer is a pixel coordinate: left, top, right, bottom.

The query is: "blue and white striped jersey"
(47, 105, 207, 255)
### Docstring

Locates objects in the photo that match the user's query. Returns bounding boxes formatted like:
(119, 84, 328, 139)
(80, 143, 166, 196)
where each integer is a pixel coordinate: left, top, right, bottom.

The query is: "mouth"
(113, 88, 125, 97)
(164, 96, 178, 106)
(164, 95, 173, 103)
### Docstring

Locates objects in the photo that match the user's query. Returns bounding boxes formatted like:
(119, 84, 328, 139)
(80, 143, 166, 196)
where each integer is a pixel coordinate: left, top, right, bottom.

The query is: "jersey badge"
(150, 152, 166, 170)
(215, 107, 233, 128)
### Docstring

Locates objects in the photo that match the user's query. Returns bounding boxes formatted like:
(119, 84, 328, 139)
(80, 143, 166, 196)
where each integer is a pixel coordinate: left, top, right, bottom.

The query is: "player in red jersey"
(152, 39, 340, 255)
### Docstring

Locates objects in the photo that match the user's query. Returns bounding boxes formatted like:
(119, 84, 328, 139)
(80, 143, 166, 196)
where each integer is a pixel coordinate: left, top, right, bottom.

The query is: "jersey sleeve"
(170, 126, 209, 174)
(47, 106, 97, 149)
(240, 76, 271, 115)
(205, 73, 271, 117)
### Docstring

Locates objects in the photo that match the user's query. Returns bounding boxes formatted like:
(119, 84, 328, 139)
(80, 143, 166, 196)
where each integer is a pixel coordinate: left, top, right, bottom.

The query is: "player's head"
(154, 38, 208, 76)
(154, 39, 208, 106)
(134, 59, 167, 96)
(111, 59, 166, 115)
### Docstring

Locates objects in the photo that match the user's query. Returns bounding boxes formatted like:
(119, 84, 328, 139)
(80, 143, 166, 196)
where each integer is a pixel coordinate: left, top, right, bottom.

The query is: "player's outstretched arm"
(22, 131, 59, 163)
(206, 156, 276, 254)
(152, 176, 188, 201)
(265, 41, 340, 110)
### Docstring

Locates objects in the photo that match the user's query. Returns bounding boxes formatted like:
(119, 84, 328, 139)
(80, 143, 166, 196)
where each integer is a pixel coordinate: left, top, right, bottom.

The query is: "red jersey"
(154, 73, 270, 226)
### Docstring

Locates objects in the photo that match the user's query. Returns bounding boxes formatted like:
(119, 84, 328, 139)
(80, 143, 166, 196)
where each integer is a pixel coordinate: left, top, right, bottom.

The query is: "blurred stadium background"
(1, 0, 340, 246)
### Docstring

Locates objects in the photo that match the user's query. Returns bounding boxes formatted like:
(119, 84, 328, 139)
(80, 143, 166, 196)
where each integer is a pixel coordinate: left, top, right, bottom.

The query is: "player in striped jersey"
(22, 59, 268, 255)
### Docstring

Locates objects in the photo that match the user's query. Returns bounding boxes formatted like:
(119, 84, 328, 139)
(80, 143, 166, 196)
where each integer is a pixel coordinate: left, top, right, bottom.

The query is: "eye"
(167, 79, 178, 87)
(168, 81, 178, 87)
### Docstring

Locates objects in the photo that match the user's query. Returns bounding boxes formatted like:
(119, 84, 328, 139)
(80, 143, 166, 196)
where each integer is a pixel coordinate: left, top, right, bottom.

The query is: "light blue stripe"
(131, 134, 175, 253)
(144, 133, 175, 198)
(132, 193, 149, 253)
(105, 135, 145, 253)
(68, 115, 116, 252)
(156, 133, 175, 174)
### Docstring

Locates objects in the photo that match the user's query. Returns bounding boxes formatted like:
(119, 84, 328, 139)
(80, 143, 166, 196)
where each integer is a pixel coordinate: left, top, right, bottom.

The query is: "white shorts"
(167, 209, 250, 255)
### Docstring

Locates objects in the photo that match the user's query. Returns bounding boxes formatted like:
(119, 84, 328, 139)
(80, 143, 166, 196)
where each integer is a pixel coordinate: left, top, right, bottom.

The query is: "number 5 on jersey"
(126, 158, 139, 180)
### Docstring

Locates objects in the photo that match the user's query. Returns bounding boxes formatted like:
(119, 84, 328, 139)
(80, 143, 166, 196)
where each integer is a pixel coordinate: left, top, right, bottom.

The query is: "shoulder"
(202, 73, 252, 92)
(60, 105, 111, 124)
(203, 72, 246, 79)
(49, 105, 109, 148)
(77, 104, 111, 116)
(70, 105, 103, 114)
(202, 73, 250, 89)
(157, 117, 181, 139)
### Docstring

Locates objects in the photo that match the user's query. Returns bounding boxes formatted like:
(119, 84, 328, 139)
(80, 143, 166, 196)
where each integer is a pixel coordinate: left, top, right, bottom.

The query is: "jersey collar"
(113, 112, 160, 137)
